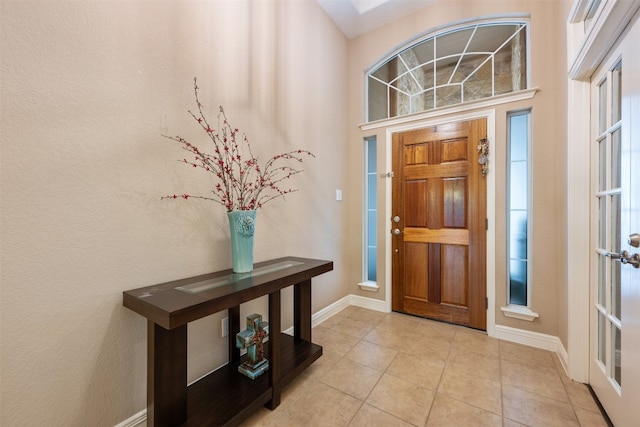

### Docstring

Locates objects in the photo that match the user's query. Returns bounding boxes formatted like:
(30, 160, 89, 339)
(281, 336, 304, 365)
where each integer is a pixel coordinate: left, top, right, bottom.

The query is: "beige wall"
(0, 1, 348, 424)
(347, 0, 571, 343)
(1, 0, 575, 424)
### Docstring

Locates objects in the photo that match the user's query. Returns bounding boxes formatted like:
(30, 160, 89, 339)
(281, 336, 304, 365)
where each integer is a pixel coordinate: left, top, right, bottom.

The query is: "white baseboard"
(114, 409, 146, 427)
(557, 339, 570, 376)
(284, 294, 386, 334)
(494, 324, 570, 376)
(310, 295, 352, 328)
(347, 294, 387, 313)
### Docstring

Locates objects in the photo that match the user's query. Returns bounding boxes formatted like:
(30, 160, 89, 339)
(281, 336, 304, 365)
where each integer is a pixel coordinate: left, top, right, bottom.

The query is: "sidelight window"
(363, 137, 378, 286)
(502, 109, 538, 321)
(507, 111, 530, 306)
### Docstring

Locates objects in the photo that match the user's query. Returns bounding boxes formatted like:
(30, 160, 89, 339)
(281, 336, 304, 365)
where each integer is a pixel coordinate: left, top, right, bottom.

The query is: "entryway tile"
(348, 403, 414, 427)
(426, 394, 502, 427)
(438, 366, 502, 415)
(502, 384, 579, 427)
(344, 340, 398, 372)
(385, 351, 445, 390)
(241, 308, 604, 427)
(320, 357, 382, 400)
(285, 381, 362, 426)
(366, 373, 435, 426)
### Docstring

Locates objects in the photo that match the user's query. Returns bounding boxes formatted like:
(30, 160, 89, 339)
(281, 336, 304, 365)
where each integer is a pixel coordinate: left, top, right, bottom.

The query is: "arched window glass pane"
(366, 21, 528, 121)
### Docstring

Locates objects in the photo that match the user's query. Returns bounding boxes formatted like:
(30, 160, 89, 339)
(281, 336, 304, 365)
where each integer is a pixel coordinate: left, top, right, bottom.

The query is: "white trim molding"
(495, 324, 570, 376)
(358, 281, 380, 292)
(565, 76, 592, 383)
(501, 304, 539, 321)
(381, 109, 498, 337)
(568, 0, 640, 80)
(564, 0, 640, 384)
(360, 88, 538, 132)
(114, 409, 146, 427)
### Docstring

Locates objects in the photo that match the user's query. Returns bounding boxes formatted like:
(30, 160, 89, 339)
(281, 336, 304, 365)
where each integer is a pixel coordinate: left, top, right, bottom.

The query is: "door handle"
(393, 228, 403, 236)
(606, 250, 640, 268)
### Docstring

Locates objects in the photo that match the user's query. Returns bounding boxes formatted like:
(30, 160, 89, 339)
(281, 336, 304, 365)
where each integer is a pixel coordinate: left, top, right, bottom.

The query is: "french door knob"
(606, 250, 640, 268)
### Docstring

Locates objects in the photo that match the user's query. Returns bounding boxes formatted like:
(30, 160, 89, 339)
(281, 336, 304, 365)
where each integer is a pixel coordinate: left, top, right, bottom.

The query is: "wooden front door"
(391, 118, 487, 330)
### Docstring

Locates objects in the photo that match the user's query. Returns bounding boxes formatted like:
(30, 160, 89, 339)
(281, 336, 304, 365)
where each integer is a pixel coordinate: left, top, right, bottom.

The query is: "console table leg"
(267, 290, 281, 409)
(294, 279, 312, 342)
(147, 321, 187, 427)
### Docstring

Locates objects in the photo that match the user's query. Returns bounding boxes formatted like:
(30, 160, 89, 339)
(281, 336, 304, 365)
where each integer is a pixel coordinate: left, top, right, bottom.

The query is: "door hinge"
(486, 297, 489, 309)
(486, 218, 488, 230)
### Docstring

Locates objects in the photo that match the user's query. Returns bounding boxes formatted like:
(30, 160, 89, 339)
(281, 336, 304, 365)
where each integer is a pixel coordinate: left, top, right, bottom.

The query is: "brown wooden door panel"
(443, 178, 466, 228)
(441, 244, 468, 307)
(404, 163, 469, 180)
(404, 242, 428, 300)
(401, 122, 470, 144)
(403, 298, 470, 325)
(392, 118, 487, 330)
(404, 228, 469, 245)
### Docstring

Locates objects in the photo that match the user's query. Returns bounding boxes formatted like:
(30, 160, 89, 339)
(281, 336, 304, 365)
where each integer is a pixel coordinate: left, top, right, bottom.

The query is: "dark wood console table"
(123, 256, 333, 426)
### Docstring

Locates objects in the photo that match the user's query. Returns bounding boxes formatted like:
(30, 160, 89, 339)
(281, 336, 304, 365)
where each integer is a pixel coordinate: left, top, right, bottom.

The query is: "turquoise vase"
(227, 210, 257, 273)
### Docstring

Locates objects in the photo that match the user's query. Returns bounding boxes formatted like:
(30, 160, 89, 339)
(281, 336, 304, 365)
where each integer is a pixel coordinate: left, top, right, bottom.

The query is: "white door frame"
(381, 109, 497, 336)
(566, 0, 640, 382)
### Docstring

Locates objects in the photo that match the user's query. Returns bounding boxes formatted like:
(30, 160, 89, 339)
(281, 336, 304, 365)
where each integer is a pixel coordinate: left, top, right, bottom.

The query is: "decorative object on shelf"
(236, 313, 270, 379)
(161, 78, 314, 272)
(477, 137, 489, 176)
(228, 209, 256, 273)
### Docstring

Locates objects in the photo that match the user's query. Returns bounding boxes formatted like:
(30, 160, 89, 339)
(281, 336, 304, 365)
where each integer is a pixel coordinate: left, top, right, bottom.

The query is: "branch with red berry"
(162, 78, 315, 212)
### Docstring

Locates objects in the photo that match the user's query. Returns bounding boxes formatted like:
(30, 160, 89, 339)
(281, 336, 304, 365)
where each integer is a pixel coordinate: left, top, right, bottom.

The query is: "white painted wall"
(0, 1, 348, 424)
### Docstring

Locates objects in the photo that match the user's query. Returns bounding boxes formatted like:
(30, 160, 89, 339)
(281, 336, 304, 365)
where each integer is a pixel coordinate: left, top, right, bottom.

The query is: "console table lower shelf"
(188, 334, 321, 426)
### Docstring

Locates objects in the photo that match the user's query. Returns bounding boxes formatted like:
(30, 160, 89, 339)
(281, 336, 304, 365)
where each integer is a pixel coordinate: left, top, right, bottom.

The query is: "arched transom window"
(367, 21, 528, 122)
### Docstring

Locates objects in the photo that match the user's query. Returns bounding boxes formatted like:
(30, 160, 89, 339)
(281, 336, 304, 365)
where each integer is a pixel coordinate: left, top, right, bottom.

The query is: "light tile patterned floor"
(239, 306, 609, 427)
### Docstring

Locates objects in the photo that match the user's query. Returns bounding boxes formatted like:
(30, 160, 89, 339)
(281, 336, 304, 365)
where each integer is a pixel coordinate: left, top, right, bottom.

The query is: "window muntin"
(584, 0, 603, 31)
(367, 21, 528, 122)
(507, 110, 531, 307)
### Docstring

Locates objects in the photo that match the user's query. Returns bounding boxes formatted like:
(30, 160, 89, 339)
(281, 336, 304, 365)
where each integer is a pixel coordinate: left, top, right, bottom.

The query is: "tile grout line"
(498, 339, 506, 427)
(422, 326, 457, 427)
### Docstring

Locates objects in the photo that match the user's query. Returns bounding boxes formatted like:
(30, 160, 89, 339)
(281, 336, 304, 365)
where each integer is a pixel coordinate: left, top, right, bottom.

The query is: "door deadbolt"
(629, 233, 640, 248)
(393, 216, 400, 223)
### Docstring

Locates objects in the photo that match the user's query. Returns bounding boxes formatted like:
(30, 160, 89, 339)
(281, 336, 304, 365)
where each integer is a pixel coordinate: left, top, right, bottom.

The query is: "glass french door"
(589, 15, 640, 427)
(592, 55, 622, 397)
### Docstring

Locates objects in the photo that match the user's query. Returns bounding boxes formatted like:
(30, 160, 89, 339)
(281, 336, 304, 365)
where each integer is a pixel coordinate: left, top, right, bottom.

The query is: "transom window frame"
(365, 16, 531, 123)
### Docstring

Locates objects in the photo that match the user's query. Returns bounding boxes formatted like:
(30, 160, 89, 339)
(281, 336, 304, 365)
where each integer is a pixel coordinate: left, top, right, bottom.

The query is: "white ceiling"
(315, 0, 437, 39)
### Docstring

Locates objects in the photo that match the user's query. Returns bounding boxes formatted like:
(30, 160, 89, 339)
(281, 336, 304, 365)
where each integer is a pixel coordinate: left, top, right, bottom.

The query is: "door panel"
(392, 118, 487, 330)
(441, 245, 468, 306)
(444, 178, 466, 228)
(404, 242, 428, 299)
